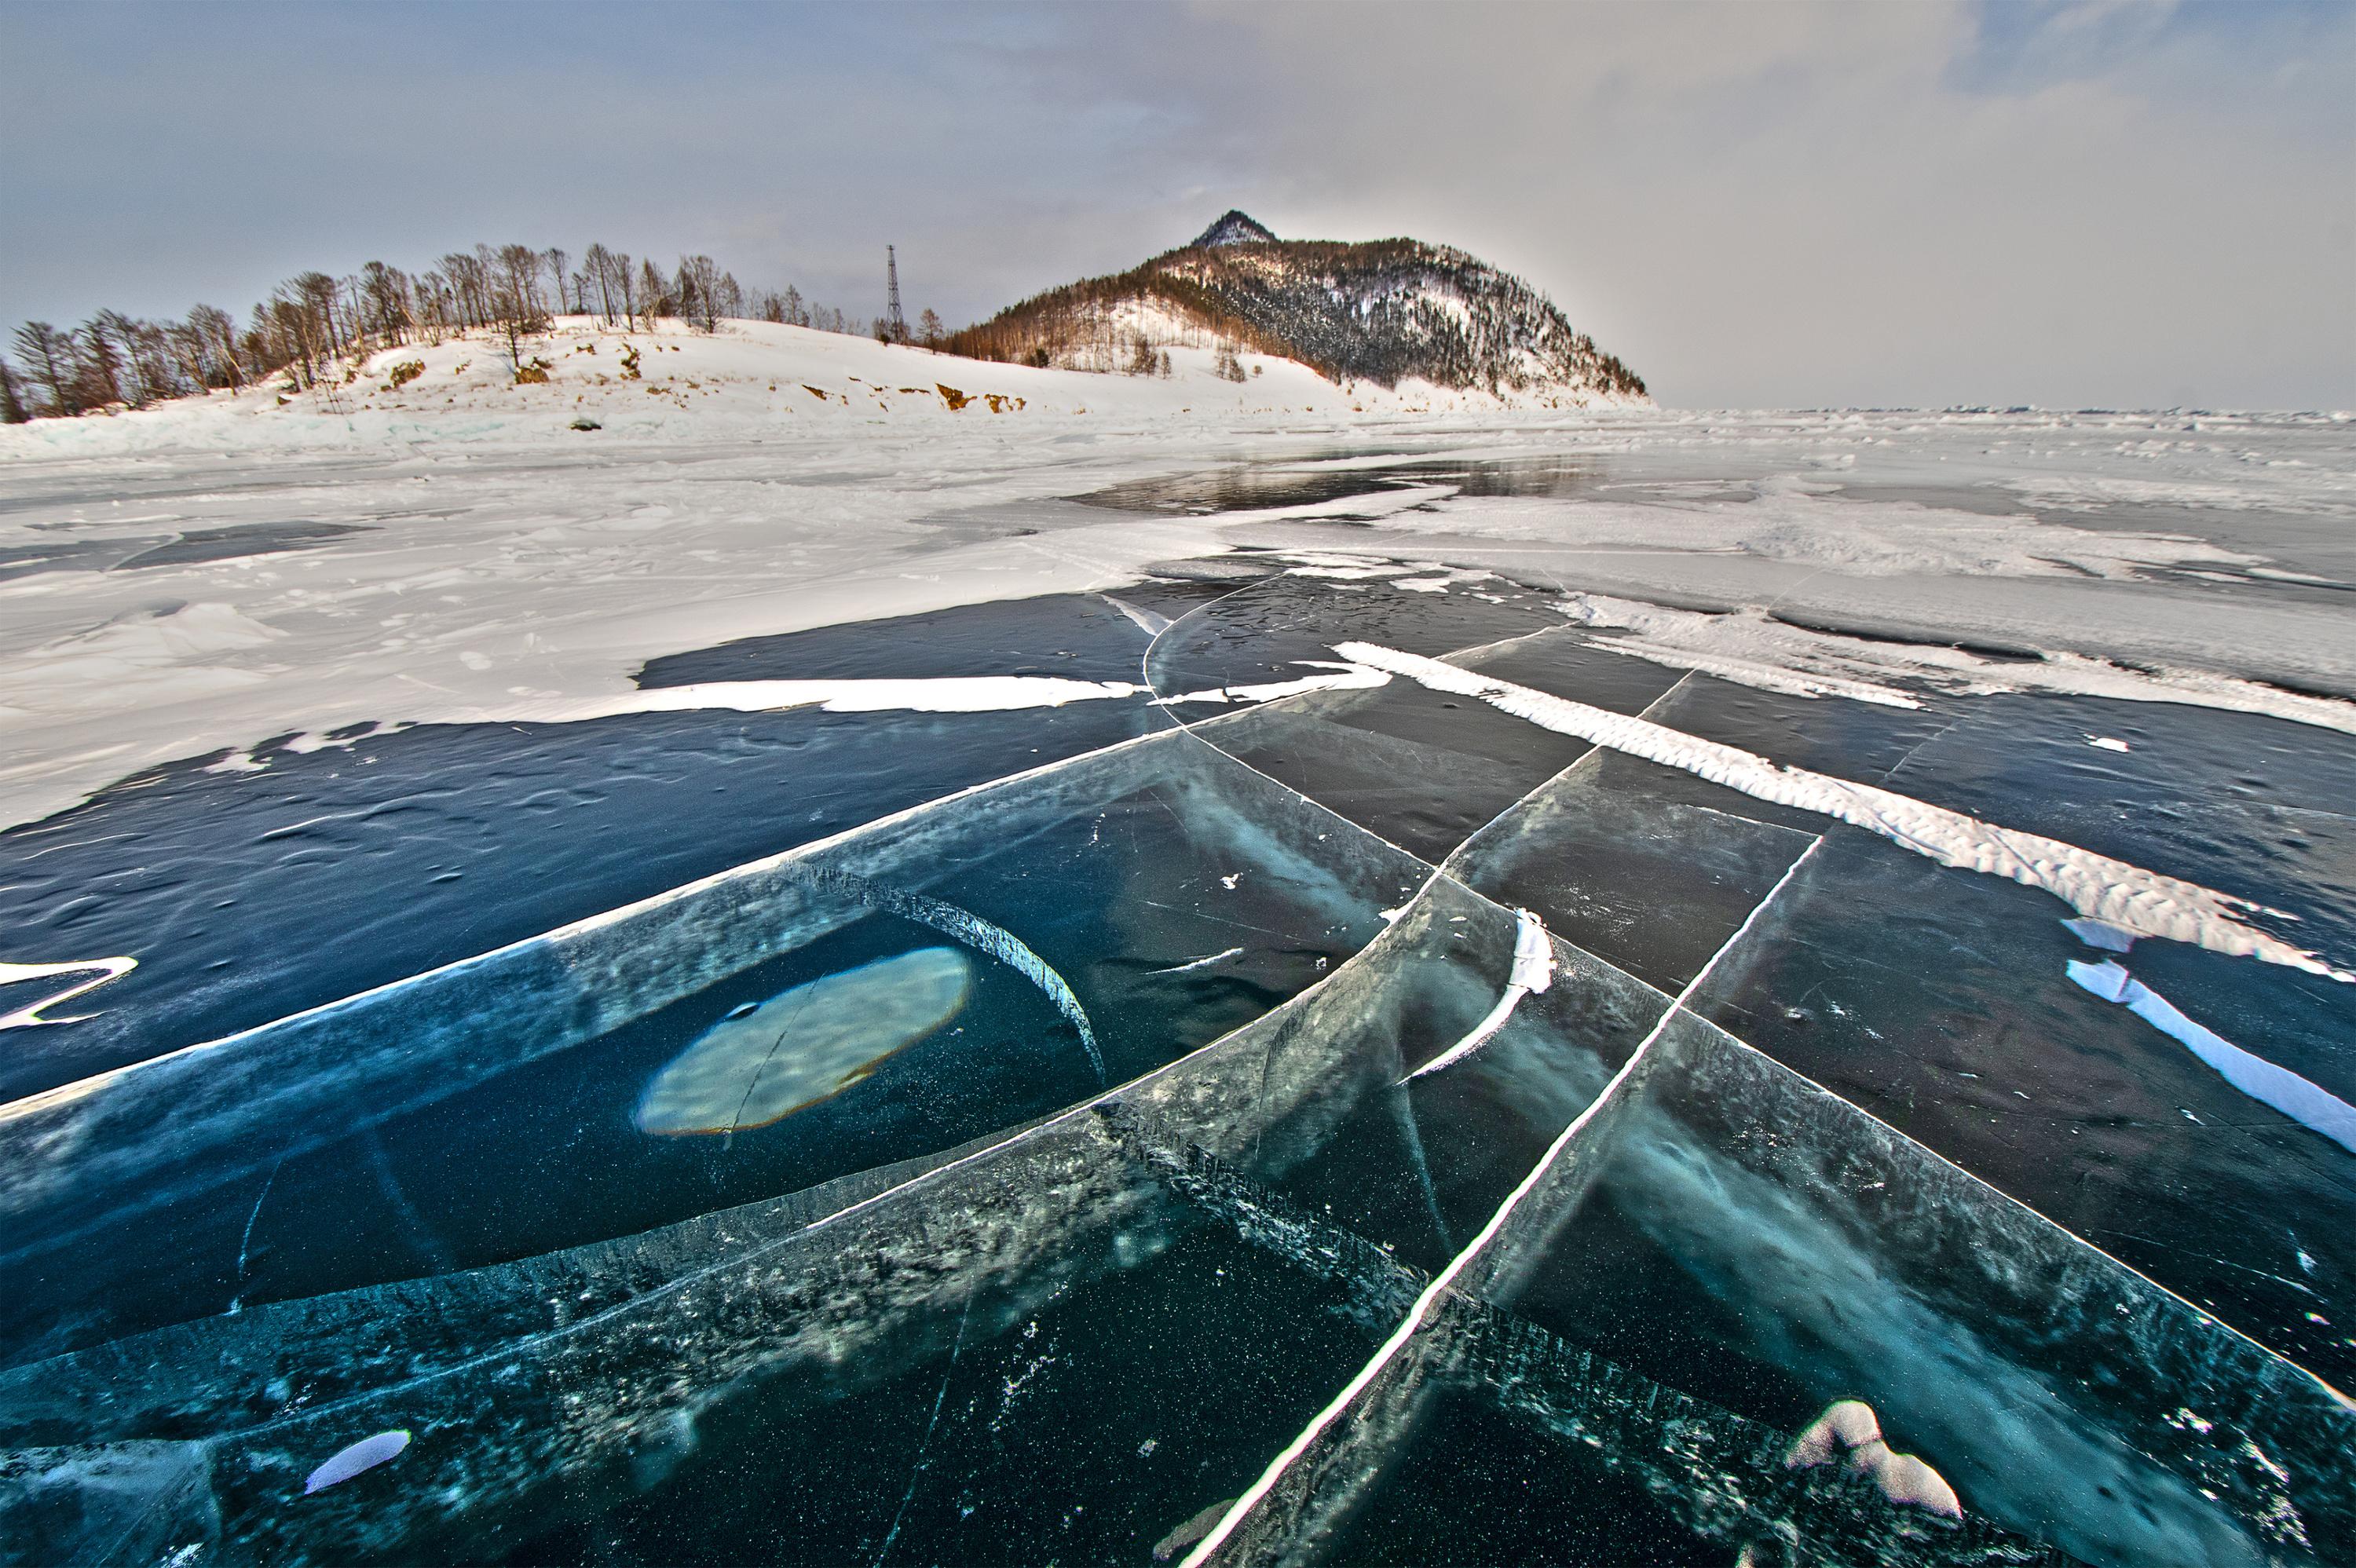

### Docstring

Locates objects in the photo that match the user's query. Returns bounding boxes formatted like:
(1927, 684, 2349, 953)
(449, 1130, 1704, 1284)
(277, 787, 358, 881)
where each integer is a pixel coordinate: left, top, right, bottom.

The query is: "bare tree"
(674, 255, 721, 331)
(613, 249, 638, 329)
(442, 253, 481, 327)
(638, 258, 671, 321)
(545, 248, 570, 316)
(582, 244, 617, 324)
(360, 261, 412, 347)
(0, 356, 28, 422)
(13, 322, 75, 415)
(485, 251, 551, 375)
(76, 316, 126, 407)
(918, 308, 943, 348)
(115, 314, 174, 405)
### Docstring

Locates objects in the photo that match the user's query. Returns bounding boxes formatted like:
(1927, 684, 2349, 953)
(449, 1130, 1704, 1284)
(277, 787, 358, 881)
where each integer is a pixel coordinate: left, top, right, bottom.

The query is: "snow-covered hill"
(0, 314, 1579, 459)
(942, 213, 1648, 407)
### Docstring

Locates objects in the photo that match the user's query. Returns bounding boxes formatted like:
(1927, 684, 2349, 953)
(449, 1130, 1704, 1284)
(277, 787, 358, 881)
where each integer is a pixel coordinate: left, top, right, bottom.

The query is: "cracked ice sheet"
(1492, 1015, 2353, 1568)
(1688, 828, 2356, 1391)
(0, 835, 1528, 1565)
(0, 726, 1433, 1364)
(1341, 642, 2351, 981)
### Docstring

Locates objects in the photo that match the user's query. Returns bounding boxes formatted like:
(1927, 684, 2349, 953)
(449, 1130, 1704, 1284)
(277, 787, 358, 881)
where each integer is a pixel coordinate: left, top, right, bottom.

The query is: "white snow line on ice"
(1158, 662, 1392, 706)
(2065, 960, 2356, 1157)
(1547, 592, 2356, 736)
(0, 957, 139, 1031)
(1403, 910, 1556, 1082)
(1586, 637, 1925, 709)
(1337, 641, 2352, 983)
(1152, 948, 1246, 976)
(1182, 841, 1821, 1568)
(488, 675, 1146, 723)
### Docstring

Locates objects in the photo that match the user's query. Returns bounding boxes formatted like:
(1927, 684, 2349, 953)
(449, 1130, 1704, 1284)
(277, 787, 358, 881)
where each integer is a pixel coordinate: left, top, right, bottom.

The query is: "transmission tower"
(884, 245, 907, 343)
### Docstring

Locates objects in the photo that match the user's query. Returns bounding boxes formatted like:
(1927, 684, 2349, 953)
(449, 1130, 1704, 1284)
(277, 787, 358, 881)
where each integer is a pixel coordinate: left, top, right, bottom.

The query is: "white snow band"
(1337, 641, 2351, 983)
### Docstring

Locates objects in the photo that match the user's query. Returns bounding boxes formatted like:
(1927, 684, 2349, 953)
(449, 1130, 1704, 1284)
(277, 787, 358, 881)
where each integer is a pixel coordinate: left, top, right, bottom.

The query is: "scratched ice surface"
(5, 506, 2355, 1565)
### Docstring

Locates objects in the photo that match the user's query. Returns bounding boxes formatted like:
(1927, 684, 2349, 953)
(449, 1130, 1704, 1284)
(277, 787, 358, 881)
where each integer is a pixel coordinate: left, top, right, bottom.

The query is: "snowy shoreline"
(2, 320, 2351, 836)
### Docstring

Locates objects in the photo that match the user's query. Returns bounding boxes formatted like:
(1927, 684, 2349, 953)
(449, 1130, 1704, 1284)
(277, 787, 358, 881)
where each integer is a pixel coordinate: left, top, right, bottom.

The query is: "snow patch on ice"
(0, 957, 140, 1030)
(1406, 474, 2266, 581)
(1550, 594, 2356, 735)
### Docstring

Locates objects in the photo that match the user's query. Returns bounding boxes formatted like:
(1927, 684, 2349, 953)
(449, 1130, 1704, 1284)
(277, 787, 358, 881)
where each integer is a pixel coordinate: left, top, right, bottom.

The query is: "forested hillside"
(942, 214, 1646, 401)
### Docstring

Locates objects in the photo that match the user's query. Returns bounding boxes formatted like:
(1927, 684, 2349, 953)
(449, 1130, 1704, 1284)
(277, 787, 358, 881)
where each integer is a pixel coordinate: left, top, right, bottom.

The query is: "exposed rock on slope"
(945, 211, 1646, 404)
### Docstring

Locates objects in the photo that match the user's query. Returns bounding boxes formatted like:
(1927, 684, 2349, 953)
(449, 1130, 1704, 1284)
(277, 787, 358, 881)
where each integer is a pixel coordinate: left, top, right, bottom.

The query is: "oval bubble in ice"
(634, 948, 971, 1136)
(303, 1428, 412, 1494)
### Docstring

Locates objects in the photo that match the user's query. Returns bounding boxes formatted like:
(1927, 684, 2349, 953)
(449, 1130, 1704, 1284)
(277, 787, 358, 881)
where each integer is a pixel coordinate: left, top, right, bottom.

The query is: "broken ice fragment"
(1154, 1498, 1235, 1561)
(1785, 1398, 1880, 1467)
(2066, 958, 2136, 1004)
(1785, 1399, 1961, 1518)
(634, 948, 971, 1135)
(2063, 917, 2138, 953)
(2066, 960, 2356, 1156)
(304, 1429, 412, 1494)
(1404, 908, 1555, 1081)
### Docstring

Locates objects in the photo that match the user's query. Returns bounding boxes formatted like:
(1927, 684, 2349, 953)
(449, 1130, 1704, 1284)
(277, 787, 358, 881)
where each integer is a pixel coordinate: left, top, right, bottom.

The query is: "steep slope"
(944, 212, 1647, 404)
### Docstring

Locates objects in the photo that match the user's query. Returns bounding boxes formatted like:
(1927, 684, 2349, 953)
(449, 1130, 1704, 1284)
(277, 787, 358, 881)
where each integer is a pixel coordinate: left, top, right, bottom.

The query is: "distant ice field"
(1, 354, 2352, 1566)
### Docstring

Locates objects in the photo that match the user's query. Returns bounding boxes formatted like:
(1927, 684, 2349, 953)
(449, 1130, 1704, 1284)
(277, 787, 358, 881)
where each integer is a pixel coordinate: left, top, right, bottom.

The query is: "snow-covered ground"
(2, 318, 2351, 834)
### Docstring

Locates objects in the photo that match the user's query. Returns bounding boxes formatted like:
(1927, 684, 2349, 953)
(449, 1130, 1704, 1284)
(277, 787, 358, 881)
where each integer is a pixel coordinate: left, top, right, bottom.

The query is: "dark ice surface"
(2, 449, 2352, 1568)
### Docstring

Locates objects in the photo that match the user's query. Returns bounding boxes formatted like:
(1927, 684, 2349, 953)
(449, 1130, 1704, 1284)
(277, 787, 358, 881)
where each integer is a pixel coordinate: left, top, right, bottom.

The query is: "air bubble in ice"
(633, 948, 971, 1135)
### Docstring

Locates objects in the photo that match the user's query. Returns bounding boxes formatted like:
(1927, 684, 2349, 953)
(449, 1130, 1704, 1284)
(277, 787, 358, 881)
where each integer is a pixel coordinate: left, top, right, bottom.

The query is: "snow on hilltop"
(942, 212, 1648, 408)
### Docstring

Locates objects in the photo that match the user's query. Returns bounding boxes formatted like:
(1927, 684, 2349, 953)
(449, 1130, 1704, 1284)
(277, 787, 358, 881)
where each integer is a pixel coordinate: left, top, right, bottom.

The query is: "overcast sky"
(4, 0, 2350, 409)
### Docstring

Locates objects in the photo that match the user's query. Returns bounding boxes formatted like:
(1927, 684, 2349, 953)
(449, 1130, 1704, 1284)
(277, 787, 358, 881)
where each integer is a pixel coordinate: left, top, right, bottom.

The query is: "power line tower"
(884, 245, 908, 344)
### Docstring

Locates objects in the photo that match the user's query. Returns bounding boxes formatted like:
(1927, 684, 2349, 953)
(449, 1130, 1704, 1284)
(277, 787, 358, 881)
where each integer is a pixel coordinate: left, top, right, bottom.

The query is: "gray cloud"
(2, 0, 2347, 408)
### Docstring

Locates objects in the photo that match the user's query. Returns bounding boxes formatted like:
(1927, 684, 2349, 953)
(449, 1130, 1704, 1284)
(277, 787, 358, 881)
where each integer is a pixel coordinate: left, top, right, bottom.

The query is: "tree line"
(1, 242, 909, 422)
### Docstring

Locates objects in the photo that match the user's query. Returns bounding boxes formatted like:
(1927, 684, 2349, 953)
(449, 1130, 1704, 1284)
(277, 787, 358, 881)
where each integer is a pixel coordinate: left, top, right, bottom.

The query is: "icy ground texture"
(1, 377, 2354, 1564)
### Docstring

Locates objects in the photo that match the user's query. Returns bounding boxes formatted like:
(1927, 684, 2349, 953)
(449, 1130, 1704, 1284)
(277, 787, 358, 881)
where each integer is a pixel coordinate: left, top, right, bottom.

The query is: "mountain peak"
(1191, 210, 1277, 248)
(945, 222, 1648, 405)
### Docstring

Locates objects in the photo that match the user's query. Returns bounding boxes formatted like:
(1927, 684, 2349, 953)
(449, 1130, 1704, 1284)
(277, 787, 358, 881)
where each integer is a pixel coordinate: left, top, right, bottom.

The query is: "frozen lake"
(1, 374, 2351, 1565)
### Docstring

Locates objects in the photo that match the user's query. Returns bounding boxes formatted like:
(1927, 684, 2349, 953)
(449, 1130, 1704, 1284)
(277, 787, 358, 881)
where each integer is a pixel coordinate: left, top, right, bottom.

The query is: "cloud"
(2, 0, 2347, 408)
